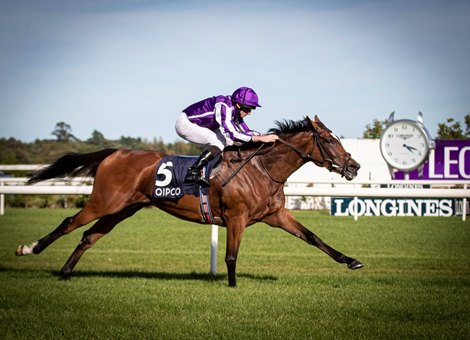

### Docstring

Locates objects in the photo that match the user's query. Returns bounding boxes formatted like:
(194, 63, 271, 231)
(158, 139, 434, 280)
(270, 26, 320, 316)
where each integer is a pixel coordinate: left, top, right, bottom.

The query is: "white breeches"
(175, 112, 229, 151)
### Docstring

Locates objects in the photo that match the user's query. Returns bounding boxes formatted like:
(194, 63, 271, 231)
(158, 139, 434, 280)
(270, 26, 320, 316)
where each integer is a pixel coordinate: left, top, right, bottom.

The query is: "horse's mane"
(225, 117, 328, 153)
(268, 117, 312, 136)
(268, 116, 331, 136)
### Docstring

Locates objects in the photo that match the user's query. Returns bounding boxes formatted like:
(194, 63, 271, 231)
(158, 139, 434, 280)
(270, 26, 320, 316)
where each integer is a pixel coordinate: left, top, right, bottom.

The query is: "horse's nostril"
(348, 163, 360, 172)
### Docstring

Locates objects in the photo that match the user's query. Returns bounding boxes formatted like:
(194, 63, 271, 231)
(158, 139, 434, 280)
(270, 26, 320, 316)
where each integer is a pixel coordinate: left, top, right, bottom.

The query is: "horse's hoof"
(59, 269, 72, 280)
(15, 245, 24, 256)
(348, 260, 364, 270)
(15, 241, 38, 256)
(59, 273, 71, 281)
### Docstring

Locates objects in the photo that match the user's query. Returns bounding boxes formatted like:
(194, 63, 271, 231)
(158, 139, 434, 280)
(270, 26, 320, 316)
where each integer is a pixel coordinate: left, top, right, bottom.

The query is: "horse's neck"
(260, 133, 313, 183)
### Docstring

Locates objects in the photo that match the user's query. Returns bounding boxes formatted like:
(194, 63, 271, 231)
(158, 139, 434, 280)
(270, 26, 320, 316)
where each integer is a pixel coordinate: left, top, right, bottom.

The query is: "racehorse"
(16, 115, 363, 287)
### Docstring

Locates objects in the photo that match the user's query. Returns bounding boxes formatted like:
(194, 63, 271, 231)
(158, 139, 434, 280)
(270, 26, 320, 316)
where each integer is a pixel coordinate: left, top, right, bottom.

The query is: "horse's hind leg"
(60, 204, 143, 279)
(262, 208, 363, 270)
(15, 203, 103, 256)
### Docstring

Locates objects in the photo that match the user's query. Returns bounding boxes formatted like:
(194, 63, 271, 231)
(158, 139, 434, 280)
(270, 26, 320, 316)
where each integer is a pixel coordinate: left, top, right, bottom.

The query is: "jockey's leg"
(175, 112, 224, 185)
(186, 146, 221, 186)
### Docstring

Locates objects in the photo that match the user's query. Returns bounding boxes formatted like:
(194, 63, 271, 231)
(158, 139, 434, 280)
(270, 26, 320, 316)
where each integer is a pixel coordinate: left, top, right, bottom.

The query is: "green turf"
(1, 208, 469, 339)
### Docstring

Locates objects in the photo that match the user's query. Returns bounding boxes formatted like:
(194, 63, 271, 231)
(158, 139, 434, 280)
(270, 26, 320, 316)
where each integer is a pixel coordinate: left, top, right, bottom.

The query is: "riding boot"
(185, 149, 217, 186)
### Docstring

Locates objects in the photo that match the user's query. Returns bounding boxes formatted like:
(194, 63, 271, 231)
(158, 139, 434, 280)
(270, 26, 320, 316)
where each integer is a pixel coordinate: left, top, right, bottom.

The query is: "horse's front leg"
(262, 208, 363, 270)
(224, 215, 248, 287)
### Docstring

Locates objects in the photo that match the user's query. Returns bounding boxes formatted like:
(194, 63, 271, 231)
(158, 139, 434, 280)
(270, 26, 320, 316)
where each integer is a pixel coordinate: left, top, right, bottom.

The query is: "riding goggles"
(239, 105, 256, 113)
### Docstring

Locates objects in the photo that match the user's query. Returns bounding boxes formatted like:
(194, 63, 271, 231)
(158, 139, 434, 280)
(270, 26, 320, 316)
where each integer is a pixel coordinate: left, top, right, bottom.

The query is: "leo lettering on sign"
(428, 146, 470, 179)
(395, 140, 470, 180)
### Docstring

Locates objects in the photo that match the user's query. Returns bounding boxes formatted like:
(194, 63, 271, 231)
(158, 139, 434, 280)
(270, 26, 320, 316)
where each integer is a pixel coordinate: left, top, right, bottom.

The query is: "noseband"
(314, 133, 351, 175)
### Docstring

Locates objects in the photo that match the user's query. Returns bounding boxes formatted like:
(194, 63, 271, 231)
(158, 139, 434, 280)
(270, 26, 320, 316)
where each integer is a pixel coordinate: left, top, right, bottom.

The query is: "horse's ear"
(306, 115, 319, 132)
(312, 115, 332, 133)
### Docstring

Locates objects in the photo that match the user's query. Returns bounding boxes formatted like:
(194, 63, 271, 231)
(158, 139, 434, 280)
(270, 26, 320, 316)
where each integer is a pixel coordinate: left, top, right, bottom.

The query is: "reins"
(221, 128, 350, 186)
(277, 138, 322, 166)
(222, 137, 318, 187)
(222, 143, 267, 187)
(260, 138, 327, 183)
(279, 126, 350, 175)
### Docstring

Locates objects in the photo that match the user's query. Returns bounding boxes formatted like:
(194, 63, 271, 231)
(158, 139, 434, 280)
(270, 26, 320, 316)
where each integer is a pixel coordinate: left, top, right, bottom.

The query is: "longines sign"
(331, 197, 467, 217)
(331, 140, 469, 217)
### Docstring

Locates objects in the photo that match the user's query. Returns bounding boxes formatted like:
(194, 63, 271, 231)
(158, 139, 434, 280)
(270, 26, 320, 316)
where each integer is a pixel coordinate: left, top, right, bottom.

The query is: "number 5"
(155, 161, 173, 187)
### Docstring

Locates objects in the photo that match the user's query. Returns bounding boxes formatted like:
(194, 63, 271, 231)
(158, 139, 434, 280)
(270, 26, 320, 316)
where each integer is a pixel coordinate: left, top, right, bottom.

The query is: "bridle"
(277, 131, 351, 176)
(222, 122, 351, 186)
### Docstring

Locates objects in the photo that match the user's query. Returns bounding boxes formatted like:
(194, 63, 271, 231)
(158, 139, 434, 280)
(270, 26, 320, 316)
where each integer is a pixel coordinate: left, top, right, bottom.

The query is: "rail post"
(210, 224, 218, 276)
(0, 182, 4, 216)
(353, 196, 358, 221)
(464, 184, 467, 222)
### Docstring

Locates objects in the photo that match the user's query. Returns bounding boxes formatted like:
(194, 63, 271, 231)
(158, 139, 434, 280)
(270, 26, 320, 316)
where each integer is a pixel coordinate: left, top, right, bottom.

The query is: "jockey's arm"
(251, 134, 279, 143)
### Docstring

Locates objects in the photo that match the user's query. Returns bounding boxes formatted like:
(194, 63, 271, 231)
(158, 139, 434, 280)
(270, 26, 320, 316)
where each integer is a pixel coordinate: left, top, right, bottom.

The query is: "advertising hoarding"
(331, 140, 469, 216)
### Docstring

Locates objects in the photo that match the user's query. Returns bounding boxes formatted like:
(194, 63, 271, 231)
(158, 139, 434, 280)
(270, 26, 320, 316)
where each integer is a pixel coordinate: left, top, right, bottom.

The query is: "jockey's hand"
(252, 134, 279, 143)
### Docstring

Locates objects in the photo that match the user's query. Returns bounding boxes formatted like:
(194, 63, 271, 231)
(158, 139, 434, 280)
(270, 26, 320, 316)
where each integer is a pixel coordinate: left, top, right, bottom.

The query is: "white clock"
(380, 113, 433, 172)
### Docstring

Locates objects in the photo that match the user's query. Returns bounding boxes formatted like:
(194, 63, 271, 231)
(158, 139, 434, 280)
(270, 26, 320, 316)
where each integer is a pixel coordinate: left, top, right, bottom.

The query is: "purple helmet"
(231, 87, 261, 107)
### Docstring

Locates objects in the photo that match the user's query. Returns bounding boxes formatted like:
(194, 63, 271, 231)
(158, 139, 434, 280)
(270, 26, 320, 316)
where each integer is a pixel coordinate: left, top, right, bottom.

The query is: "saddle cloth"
(153, 154, 221, 199)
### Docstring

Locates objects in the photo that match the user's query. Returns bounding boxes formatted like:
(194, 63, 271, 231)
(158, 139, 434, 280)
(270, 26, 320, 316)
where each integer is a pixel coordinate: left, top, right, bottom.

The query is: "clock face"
(380, 120, 430, 171)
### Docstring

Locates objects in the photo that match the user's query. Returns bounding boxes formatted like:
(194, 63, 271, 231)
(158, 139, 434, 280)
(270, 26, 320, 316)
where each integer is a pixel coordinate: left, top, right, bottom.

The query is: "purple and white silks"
(180, 95, 254, 146)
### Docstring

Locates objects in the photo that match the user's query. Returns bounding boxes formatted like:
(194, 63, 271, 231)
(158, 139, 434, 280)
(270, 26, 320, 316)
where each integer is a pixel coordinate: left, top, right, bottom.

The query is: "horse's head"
(308, 115, 360, 181)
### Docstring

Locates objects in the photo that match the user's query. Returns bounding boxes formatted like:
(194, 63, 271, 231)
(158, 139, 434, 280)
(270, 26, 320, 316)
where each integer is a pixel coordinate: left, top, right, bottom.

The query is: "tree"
(87, 130, 106, 145)
(118, 136, 144, 149)
(466, 115, 470, 137)
(437, 115, 469, 139)
(362, 119, 387, 139)
(153, 137, 167, 153)
(51, 122, 78, 142)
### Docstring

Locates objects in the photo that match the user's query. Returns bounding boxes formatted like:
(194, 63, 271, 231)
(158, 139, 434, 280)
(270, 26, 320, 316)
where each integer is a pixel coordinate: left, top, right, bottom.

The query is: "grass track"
(1, 208, 469, 339)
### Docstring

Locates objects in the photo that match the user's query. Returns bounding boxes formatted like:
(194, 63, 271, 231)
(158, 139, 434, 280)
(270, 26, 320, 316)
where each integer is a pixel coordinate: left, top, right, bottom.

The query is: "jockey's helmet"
(232, 87, 261, 108)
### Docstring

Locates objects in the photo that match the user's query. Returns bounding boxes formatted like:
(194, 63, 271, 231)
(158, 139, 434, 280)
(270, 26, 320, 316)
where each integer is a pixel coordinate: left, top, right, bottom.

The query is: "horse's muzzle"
(342, 158, 360, 181)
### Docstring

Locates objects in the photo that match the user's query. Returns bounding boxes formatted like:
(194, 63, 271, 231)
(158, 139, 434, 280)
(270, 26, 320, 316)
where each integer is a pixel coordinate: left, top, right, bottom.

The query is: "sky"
(1, 0, 469, 143)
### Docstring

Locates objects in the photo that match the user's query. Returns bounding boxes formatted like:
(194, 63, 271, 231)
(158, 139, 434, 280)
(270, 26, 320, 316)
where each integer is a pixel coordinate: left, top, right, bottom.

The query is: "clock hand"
(403, 144, 418, 153)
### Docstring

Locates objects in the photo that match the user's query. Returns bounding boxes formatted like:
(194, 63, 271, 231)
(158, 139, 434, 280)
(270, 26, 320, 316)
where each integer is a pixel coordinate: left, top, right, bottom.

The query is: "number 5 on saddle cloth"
(153, 154, 222, 199)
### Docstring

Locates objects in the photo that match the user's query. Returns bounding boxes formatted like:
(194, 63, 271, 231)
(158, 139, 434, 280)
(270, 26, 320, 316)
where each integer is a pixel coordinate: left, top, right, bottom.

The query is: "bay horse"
(16, 115, 363, 287)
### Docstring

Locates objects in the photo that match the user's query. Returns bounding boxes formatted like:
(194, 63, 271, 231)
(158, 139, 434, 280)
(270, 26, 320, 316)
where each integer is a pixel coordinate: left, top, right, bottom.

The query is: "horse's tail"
(27, 149, 118, 184)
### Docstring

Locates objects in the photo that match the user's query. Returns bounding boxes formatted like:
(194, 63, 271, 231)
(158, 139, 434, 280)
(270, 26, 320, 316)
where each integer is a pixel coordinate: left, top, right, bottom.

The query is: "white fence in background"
(1, 165, 469, 275)
(1, 165, 469, 219)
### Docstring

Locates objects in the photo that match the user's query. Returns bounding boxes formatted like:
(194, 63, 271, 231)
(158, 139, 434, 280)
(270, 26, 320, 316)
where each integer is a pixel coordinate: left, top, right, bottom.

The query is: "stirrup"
(186, 175, 210, 186)
(185, 169, 210, 186)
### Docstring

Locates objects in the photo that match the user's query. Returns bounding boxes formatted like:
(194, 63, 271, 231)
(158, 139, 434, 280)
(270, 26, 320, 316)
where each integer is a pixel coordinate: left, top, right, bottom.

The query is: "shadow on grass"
(68, 270, 278, 283)
(0, 266, 277, 283)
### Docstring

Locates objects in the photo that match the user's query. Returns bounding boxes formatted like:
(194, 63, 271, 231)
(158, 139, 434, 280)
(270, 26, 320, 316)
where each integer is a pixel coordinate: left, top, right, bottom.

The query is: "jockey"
(175, 86, 279, 186)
